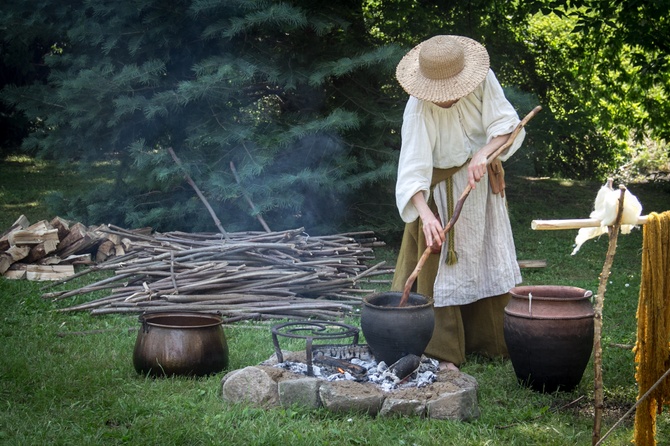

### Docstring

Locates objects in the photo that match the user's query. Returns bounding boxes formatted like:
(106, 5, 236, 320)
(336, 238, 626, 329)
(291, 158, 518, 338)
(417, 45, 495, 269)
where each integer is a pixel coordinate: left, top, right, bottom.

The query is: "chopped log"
(0, 255, 12, 275)
(120, 238, 132, 252)
(1, 215, 31, 238)
(59, 235, 100, 258)
(50, 216, 71, 240)
(56, 222, 87, 250)
(8, 227, 59, 246)
(25, 264, 75, 281)
(57, 223, 101, 258)
(96, 240, 116, 263)
(38, 255, 62, 265)
(26, 239, 59, 263)
(6, 245, 31, 261)
(0, 245, 31, 274)
(3, 269, 27, 280)
(0, 215, 31, 251)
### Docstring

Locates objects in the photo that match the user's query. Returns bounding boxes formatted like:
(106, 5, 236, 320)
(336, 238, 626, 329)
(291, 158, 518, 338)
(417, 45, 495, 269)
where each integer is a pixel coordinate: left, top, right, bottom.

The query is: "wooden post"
(592, 186, 626, 445)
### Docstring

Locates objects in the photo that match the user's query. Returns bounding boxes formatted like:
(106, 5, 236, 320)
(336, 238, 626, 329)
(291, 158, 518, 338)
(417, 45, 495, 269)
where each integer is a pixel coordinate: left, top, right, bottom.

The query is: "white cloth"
(395, 69, 524, 307)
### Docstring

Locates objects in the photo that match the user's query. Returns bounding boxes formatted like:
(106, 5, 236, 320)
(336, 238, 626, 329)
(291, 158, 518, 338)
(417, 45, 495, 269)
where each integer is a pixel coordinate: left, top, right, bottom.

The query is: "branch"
(230, 161, 271, 232)
(167, 147, 230, 240)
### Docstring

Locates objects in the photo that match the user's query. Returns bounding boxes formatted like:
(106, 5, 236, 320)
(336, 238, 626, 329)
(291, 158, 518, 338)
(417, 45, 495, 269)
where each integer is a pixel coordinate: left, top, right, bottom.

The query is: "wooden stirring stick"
(398, 105, 542, 307)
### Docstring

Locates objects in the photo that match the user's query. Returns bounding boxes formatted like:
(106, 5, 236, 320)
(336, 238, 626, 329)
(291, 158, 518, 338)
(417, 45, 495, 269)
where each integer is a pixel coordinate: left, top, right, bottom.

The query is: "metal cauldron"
(133, 311, 229, 377)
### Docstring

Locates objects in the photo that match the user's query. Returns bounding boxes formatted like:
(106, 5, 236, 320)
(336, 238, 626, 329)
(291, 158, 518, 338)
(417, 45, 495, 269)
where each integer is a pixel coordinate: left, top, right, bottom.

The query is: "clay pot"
(504, 285, 594, 392)
(360, 292, 435, 365)
(133, 312, 229, 377)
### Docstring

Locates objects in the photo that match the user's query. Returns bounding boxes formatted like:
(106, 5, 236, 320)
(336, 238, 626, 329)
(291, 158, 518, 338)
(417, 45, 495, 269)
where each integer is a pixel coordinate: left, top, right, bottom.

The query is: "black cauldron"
(360, 292, 435, 365)
(133, 311, 229, 377)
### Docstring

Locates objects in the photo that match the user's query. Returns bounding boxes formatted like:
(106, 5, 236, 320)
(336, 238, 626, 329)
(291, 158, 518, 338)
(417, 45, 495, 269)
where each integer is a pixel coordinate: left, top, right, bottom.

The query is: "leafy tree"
(518, 0, 670, 179)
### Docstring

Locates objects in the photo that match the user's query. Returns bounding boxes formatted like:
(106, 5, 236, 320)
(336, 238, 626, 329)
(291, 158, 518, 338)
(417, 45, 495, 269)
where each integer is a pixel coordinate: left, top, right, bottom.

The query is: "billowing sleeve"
(396, 97, 435, 223)
(481, 70, 525, 161)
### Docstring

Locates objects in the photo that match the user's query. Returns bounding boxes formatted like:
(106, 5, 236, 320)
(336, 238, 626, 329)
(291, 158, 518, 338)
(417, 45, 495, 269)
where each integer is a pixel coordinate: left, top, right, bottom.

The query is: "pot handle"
(138, 313, 150, 333)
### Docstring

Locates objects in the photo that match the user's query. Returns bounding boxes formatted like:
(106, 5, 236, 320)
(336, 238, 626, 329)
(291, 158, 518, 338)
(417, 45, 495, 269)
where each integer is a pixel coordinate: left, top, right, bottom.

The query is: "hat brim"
(396, 36, 490, 103)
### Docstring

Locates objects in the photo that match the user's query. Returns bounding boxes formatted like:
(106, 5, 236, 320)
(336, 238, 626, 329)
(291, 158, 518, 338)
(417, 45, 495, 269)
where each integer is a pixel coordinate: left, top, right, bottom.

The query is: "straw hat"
(396, 35, 490, 103)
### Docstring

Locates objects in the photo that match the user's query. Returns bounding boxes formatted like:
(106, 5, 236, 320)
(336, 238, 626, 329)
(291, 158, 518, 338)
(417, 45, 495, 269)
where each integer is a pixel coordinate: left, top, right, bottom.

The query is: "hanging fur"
(571, 179, 643, 255)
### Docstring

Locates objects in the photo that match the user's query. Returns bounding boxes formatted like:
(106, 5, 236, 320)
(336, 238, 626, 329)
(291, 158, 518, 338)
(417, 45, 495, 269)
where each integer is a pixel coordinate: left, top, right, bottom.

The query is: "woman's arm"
(467, 133, 510, 189)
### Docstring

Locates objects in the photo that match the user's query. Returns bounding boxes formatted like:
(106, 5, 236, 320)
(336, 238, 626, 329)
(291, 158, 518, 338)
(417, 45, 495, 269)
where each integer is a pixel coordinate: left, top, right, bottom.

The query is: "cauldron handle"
(138, 313, 150, 333)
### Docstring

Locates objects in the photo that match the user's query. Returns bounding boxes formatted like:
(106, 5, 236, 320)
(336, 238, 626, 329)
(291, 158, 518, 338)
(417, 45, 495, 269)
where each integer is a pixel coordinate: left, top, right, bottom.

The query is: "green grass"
(2, 156, 670, 445)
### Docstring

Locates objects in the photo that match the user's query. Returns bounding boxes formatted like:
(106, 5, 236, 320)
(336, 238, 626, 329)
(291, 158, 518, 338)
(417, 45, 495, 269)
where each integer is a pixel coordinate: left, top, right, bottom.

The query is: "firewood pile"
(0, 215, 144, 280)
(1, 215, 394, 321)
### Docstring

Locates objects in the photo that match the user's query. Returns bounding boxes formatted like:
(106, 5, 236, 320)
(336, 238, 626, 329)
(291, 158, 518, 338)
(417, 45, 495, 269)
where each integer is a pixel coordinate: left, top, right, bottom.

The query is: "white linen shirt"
(395, 69, 524, 306)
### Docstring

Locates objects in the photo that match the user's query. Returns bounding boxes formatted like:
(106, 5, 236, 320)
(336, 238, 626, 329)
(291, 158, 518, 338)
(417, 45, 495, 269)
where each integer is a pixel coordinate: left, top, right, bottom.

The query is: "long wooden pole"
(592, 186, 626, 445)
(399, 105, 542, 307)
(532, 216, 648, 230)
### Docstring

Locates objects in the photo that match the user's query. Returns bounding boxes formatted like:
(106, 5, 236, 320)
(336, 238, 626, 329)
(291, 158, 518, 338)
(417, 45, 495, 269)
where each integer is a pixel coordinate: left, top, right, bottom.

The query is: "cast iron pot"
(360, 291, 435, 365)
(504, 285, 594, 392)
(133, 311, 229, 377)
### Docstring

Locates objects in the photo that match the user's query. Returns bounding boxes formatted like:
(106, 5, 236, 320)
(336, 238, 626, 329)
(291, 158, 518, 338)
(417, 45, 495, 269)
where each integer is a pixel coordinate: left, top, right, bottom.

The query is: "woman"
(392, 35, 525, 371)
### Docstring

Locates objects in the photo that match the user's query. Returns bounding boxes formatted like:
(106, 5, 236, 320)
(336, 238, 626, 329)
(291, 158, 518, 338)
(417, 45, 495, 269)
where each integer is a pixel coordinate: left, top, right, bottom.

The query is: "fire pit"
(271, 321, 362, 376)
(220, 321, 481, 420)
(271, 321, 434, 387)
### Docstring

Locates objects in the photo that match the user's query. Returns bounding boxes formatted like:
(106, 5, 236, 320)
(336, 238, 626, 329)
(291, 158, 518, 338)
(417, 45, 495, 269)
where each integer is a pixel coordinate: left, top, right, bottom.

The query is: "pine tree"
(1, 0, 405, 234)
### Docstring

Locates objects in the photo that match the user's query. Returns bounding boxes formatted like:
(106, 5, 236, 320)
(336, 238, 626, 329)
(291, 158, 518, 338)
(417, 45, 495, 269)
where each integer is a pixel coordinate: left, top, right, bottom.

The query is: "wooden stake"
(167, 147, 230, 240)
(592, 185, 626, 445)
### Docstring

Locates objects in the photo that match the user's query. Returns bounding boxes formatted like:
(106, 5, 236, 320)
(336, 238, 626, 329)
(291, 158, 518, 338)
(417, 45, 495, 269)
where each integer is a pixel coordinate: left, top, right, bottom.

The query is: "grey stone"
(221, 366, 280, 408)
(319, 380, 385, 415)
(425, 373, 480, 421)
(279, 377, 322, 409)
(379, 397, 426, 417)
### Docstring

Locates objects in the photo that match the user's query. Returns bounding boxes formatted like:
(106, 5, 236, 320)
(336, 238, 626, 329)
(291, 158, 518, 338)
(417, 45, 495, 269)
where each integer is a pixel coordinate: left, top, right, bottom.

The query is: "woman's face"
(432, 99, 459, 109)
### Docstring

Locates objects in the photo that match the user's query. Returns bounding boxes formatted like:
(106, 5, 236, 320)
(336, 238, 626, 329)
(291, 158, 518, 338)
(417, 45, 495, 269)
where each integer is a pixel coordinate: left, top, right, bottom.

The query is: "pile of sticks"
(43, 226, 393, 322)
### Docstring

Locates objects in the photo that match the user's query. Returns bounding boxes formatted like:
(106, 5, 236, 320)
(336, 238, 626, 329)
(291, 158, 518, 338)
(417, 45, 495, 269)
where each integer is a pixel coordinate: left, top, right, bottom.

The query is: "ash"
(274, 357, 439, 392)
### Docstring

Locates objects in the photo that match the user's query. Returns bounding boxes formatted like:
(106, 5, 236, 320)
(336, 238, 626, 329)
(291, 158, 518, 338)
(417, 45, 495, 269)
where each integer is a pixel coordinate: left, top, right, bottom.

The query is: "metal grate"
(271, 321, 360, 375)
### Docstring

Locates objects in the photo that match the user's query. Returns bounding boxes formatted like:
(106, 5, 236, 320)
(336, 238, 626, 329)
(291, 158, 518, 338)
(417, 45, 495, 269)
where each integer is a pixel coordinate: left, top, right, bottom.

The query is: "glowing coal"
(274, 351, 439, 392)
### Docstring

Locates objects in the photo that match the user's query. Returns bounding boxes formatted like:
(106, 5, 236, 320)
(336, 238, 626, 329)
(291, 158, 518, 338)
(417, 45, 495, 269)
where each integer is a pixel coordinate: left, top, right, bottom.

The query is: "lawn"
(1, 155, 670, 445)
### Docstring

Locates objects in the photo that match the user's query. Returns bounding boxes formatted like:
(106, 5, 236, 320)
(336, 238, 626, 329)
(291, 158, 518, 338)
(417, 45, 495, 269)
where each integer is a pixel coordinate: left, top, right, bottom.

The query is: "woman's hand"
(411, 192, 444, 250)
(467, 150, 488, 189)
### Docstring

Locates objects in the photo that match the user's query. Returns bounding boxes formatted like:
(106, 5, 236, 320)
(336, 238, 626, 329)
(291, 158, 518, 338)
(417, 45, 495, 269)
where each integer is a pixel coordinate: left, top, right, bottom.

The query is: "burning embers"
(270, 321, 438, 391)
